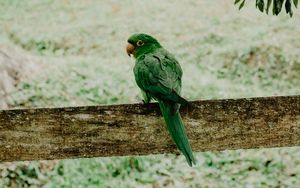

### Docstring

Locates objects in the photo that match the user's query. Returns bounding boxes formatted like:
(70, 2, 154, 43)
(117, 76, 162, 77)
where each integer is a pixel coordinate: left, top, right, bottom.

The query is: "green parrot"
(126, 33, 196, 166)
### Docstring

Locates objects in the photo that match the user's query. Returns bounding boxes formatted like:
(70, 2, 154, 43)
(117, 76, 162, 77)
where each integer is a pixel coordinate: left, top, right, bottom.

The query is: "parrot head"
(126, 33, 162, 58)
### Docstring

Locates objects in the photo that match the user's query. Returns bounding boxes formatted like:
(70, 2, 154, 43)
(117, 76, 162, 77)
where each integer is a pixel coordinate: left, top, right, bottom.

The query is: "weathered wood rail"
(0, 95, 299, 162)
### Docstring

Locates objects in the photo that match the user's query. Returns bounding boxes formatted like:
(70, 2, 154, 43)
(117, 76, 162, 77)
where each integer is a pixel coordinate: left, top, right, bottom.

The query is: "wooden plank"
(0, 95, 299, 162)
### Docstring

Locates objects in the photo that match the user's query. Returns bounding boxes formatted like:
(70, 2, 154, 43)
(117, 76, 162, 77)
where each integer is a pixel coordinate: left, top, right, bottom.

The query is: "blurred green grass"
(0, 0, 300, 187)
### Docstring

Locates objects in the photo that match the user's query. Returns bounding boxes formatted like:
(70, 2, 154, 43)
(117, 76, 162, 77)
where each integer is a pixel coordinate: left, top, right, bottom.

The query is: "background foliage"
(0, 0, 300, 187)
(235, 0, 298, 16)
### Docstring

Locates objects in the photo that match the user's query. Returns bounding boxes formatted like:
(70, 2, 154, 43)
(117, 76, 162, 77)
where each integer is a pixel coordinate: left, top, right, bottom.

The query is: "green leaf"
(239, 0, 246, 10)
(286, 0, 291, 13)
(289, 8, 293, 16)
(278, 0, 284, 13)
(273, 0, 283, 15)
(256, 0, 265, 12)
(266, 0, 272, 14)
(234, 0, 242, 5)
(273, 0, 277, 15)
(294, 0, 298, 7)
(286, 0, 293, 16)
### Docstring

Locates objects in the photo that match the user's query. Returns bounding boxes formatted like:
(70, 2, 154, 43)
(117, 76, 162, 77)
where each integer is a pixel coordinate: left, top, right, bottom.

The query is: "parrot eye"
(136, 40, 144, 46)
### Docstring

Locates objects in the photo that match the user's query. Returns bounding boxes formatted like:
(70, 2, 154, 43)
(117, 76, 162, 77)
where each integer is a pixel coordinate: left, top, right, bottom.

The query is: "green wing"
(133, 48, 187, 105)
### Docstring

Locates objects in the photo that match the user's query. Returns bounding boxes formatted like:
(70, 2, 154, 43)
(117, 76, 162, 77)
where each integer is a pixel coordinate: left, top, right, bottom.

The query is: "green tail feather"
(159, 100, 196, 166)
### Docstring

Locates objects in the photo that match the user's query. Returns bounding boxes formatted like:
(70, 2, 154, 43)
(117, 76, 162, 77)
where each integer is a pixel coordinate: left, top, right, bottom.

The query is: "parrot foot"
(142, 99, 150, 105)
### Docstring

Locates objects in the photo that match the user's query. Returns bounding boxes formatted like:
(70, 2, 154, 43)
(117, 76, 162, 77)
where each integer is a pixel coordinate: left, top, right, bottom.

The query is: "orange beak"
(126, 43, 135, 57)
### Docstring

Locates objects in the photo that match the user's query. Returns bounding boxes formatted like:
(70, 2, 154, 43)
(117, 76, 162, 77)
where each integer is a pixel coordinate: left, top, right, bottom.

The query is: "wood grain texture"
(0, 95, 299, 162)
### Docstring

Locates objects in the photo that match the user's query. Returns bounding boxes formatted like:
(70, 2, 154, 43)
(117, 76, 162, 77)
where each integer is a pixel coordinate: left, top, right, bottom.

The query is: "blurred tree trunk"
(0, 46, 44, 109)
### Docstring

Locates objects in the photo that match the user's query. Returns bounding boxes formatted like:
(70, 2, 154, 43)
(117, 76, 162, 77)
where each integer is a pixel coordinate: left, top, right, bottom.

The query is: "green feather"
(159, 100, 196, 166)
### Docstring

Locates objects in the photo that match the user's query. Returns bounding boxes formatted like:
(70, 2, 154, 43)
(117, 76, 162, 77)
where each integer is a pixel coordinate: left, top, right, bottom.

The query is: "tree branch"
(0, 95, 299, 162)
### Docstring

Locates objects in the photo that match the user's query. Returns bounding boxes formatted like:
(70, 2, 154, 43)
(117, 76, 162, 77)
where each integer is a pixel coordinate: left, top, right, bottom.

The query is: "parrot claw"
(142, 100, 149, 105)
